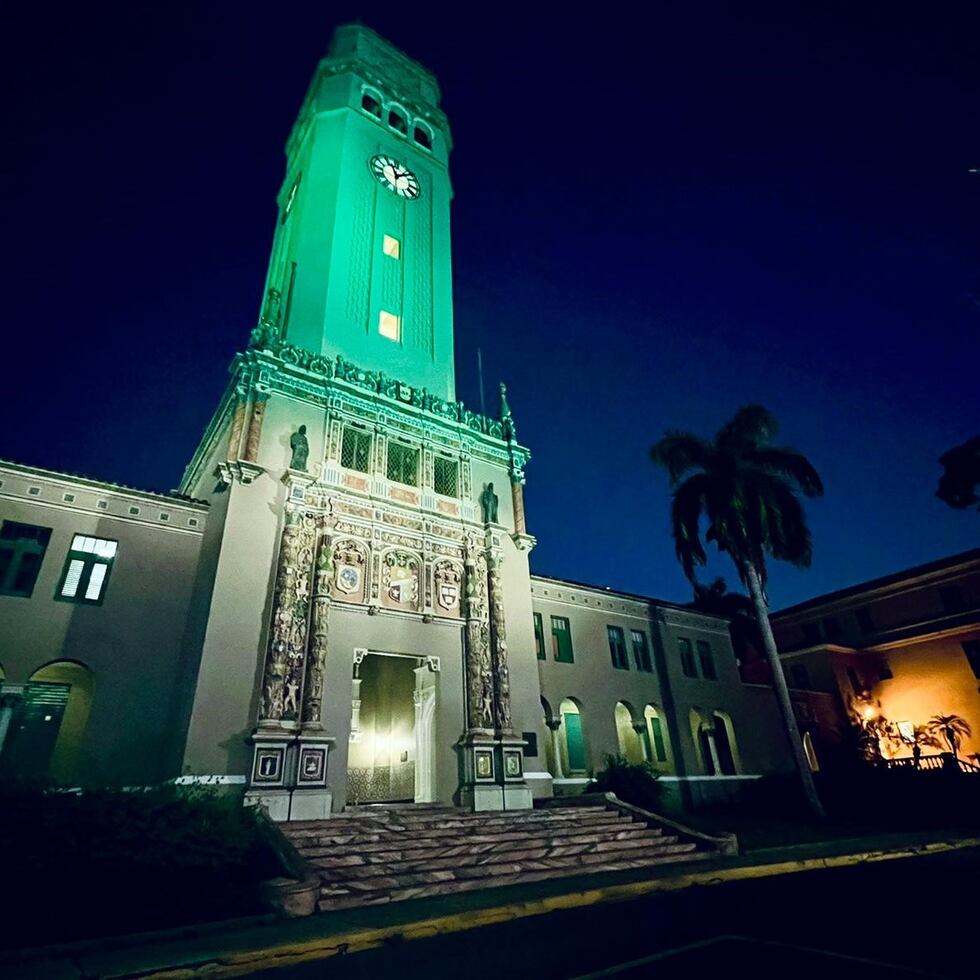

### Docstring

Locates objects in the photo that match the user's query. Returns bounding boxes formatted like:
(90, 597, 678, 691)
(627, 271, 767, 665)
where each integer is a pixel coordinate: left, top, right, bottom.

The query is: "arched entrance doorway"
(346, 651, 438, 804)
(0, 660, 94, 784)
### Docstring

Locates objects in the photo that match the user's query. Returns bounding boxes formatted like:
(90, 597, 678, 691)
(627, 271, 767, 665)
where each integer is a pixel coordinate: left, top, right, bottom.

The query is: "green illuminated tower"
(258, 24, 456, 399)
(180, 24, 541, 819)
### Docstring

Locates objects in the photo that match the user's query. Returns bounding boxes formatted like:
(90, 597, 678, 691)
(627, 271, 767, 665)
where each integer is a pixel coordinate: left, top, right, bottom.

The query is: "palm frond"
(670, 476, 710, 581)
(650, 432, 712, 484)
(716, 404, 777, 453)
(746, 446, 824, 498)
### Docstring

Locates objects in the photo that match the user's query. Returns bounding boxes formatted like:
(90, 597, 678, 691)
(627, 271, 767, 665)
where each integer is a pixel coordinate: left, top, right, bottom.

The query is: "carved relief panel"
(330, 538, 369, 603)
(381, 550, 422, 611)
(433, 559, 463, 618)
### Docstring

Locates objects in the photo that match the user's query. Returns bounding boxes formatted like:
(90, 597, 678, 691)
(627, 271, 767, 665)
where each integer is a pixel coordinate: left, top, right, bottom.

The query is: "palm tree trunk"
(741, 561, 826, 819)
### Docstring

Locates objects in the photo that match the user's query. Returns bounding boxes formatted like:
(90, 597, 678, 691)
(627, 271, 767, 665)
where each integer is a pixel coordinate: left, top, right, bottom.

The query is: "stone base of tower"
(457, 735, 532, 812)
(244, 727, 335, 821)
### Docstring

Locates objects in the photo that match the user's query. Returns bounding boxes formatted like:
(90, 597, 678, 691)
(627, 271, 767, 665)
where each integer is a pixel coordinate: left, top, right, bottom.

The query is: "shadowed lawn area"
(0, 782, 284, 949)
(662, 769, 980, 851)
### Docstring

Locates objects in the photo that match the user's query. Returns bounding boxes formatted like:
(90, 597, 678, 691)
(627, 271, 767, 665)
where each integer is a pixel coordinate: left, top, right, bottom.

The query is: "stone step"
(287, 804, 613, 830)
(312, 835, 689, 882)
(295, 823, 658, 861)
(300, 825, 663, 868)
(287, 817, 634, 851)
(284, 810, 630, 845)
(316, 848, 714, 911)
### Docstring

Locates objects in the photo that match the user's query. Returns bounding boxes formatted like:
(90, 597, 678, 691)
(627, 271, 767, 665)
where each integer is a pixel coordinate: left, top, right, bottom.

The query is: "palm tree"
(936, 436, 980, 511)
(926, 714, 972, 759)
(651, 405, 826, 817)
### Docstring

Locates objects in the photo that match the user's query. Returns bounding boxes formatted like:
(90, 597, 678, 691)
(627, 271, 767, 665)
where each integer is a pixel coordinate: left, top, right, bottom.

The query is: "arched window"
(644, 704, 670, 767)
(361, 90, 382, 118)
(712, 712, 739, 775)
(413, 124, 432, 149)
(388, 108, 408, 135)
(614, 701, 644, 763)
(559, 698, 587, 775)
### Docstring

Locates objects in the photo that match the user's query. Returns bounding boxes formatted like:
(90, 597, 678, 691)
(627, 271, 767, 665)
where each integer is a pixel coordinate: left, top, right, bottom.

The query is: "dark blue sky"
(3, 3, 978, 608)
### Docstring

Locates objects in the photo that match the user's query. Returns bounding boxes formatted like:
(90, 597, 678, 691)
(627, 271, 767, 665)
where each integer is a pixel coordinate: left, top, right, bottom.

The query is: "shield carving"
(387, 563, 416, 604)
(336, 564, 361, 595)
(438, 580, 459, 610)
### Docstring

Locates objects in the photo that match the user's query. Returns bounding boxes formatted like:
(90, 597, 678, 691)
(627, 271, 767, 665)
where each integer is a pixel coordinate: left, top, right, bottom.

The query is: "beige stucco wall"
(0, 465, 207, 785)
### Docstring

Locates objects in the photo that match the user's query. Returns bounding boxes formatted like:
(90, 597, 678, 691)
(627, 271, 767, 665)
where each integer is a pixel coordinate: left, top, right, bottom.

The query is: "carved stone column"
(258, 508, 317, 727)
(301, 528, 332, 730)
(486, 551, 513, 735)
(246, 506, 317, 821)
(462, 542, 493, 735)
(510, 480, 526, 536)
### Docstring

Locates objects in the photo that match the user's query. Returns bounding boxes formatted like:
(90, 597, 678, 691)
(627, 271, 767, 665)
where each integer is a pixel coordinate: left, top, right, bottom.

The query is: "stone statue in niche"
(289, 425, 310, 471)
(479, 482, 499, 524)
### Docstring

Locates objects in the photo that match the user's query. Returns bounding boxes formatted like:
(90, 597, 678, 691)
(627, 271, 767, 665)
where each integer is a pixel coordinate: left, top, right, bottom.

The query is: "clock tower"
(179, 24, 544, 819)
(259, 24, 456, 400)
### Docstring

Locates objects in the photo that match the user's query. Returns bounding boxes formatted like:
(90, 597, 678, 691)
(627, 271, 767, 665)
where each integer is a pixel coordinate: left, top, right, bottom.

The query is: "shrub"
(588, 754, 663, 812)
(0, 781, 284, 947)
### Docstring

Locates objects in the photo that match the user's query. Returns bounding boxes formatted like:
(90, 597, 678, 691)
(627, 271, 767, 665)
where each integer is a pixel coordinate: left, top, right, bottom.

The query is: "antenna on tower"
(477, 348, 487, 417)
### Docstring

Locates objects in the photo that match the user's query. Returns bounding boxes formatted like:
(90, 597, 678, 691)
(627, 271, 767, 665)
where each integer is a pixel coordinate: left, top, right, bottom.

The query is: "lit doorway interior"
(346, 652, 436, 804)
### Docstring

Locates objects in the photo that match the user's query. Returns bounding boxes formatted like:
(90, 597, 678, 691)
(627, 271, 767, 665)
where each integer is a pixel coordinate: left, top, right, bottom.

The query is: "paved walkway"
(7, 831, 979, 979)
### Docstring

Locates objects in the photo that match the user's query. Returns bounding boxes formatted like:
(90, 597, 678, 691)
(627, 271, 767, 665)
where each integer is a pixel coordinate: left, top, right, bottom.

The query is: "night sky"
(3, 4, 978, 609)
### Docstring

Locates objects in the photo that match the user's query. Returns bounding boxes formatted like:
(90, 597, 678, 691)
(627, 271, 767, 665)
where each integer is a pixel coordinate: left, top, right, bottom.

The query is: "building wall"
(531, 577, 796, 795)
(0, 463, 207, 785)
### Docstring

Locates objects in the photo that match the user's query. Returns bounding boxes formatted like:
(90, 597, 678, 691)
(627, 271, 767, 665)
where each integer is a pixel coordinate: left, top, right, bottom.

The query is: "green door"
(563, 712, 586, 773)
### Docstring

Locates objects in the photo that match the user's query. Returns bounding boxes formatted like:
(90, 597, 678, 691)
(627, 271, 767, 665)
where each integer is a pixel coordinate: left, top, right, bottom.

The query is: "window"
(649, 715, 667, 763)
(790, 663, 810, 689)
(533, 612, 546, 660)
(433, 455, 458, 497)
(631, 630, 653, 672)
(56, 534, 117, 605)
(0, 521, 52, 598)
(382, 234, 400, 259)
(876, 659, 893, 681)
(379, 310, 401, 342)
(340, 426, 372, 473)
(413, 126, 432, 149)
(822, 617, 843, 641)
(388, 109, 408, 134)
(386, 441, 419, 487)
(964, 640, 980, 679)
(607, 626, 629, 670)
(696, 640, 717, 680)
(678, 638, 697, 678)
(856, 607, 875, 634)
(551, 616, 573, 663)
(361, 92, 382, 118)
(846, 666, 863, 694)
(939, 585, 966, 613)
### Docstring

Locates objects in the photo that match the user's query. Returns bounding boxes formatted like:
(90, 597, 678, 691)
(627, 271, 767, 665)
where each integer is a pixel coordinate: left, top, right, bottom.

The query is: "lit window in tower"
(383, 235, 401, 259)
(379, 311, 401, 342)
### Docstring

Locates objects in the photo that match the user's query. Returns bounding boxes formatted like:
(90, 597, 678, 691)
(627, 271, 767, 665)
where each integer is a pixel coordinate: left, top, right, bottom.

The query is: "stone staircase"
(282, 797, 734, 912)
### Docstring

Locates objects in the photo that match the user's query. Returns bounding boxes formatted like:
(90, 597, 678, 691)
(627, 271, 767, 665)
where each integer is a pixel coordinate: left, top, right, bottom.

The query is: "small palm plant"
(926, 714, 972, 759)
(651, 405, 826, 817)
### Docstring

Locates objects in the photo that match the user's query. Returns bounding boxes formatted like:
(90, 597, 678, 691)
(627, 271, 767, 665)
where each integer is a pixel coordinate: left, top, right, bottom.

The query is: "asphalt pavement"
(257, 847, 977, 979)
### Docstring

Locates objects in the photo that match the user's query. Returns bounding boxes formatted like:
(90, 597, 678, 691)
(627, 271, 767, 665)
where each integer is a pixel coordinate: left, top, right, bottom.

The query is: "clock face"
(370, 155, 421, 200)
